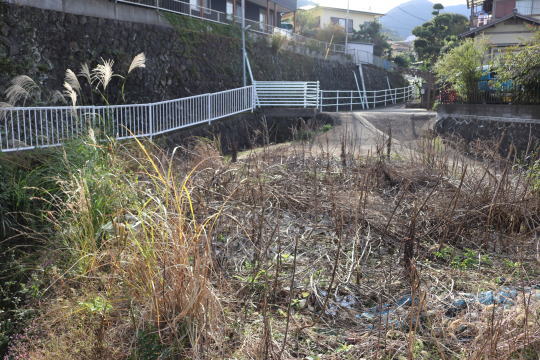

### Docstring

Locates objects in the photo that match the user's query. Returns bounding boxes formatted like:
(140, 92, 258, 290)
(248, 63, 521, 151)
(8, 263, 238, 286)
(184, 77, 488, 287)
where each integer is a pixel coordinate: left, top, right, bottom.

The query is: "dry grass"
(5, 127, 540, 359)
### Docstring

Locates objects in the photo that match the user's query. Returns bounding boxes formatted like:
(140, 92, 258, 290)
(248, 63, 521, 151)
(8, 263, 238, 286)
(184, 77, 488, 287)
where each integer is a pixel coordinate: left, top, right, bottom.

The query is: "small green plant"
(434, 246, 454, 261)
(451, 248, 492, 270)
(336, 344, 353, 353)
(234, 269, 266, 285)
(321, 124, 333, 132)
(435, 246, 492, 269)
(503, 259, 521, 269)
(79, 296, 113, 316)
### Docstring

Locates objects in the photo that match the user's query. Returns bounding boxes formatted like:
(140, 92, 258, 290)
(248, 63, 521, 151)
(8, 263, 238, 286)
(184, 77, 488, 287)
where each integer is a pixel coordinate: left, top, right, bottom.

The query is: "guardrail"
(254, 81, 320, 108)
(320, 86, 415, 111)
(0, 86, 255, 152)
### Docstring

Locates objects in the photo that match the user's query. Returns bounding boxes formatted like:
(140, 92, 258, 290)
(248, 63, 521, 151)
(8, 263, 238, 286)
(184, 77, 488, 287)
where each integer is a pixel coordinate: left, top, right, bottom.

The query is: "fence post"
(251, 85, 256, 111)
(336, 92, 339, 112)
(316, 81, 320, 111)
(350, 90, 353, 111)
(304, 83, 307, 108)
(149, 104, 154, 139)
(208, 94, 212, 124)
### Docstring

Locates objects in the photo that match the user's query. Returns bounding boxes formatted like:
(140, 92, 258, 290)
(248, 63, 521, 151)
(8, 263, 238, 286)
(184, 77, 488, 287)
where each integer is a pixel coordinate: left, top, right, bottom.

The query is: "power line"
(397, 6, 428, 22)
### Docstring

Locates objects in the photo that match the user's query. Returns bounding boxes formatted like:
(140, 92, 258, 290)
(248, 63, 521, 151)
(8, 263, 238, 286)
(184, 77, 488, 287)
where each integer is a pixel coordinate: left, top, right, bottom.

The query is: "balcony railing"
(116, 0, 394, 69)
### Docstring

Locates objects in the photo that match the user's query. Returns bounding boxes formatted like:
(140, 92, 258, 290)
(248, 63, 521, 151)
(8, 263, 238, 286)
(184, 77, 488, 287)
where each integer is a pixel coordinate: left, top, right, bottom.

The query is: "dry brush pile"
(4, 131, 540, 359)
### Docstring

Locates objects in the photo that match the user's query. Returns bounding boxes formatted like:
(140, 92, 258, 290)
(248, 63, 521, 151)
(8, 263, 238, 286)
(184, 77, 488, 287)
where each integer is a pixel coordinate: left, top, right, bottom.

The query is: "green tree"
(413, 13, 469, 65)
(496, 30, 540, 93)
(434, 38, 489, 100)
(352, 21, 392, 57)
(393, 53, 414, 68)
(432, 3, 445, 16)
(294, 9, 319, 37)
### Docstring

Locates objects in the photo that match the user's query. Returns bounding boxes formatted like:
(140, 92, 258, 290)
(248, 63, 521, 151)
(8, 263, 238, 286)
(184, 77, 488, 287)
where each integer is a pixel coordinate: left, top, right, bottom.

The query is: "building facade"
(297, 5, 383, 34)
(463, 0, 540, 56)
(190, 0, 296, 27)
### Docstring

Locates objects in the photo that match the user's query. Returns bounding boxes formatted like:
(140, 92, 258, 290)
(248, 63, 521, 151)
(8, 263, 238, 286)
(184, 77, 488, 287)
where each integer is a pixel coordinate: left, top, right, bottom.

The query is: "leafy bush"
(270, 33, 288, 54)
(434, 38, 489, 100)
(496, 30, 540, 94)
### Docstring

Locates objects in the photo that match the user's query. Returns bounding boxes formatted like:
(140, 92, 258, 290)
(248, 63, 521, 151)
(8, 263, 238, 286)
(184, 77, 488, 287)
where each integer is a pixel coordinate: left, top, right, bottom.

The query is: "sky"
(312, 0, 466, 13)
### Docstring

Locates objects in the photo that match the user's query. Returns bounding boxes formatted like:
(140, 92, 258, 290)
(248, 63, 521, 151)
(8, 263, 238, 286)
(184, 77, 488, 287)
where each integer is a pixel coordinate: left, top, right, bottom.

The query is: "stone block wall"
(436, 104, 540, 156)
(0, 2, 406, 106)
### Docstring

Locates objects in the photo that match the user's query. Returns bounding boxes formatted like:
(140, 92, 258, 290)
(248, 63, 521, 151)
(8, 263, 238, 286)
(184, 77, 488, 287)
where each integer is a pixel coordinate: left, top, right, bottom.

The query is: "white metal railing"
(1, 83, 416, 152)
(254, 81, 320, 108)
(0, 86, 255, 152)
(319, 86, 415, 112)
(116, 0, 394, 69)
(347, 49, 396, 71)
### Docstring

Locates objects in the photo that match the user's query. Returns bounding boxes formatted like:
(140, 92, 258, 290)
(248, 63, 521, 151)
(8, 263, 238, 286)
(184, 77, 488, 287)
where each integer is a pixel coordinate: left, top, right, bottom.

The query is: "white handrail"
(320, 85, 415, 111)
(254, 81, 320, 108)
(0, 86, 255, 152)
(116, 0, 395, 70)
(1, 83, 416, 152)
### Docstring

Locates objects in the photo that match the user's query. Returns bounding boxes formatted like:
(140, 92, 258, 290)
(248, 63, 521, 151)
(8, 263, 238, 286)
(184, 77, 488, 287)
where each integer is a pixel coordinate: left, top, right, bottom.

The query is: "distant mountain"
(381, 0, 469, 40)
(297, 0, 317, 7)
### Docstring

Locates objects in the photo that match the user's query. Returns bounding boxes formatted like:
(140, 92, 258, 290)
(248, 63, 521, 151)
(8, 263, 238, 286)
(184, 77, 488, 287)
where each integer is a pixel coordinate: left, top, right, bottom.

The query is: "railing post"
(208, 94, 212, 124)
(336, 91, 339, 112)
(251, 85, 256, 111)
(303, 83, 307, 108)
(316, 81, 320, 111)
(350, 90, 353, 111)
(149, 104, 154, 139)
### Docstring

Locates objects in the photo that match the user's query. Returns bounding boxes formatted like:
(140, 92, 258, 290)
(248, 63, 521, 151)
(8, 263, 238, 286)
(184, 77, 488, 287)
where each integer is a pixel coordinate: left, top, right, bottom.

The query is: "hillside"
(381, 0, 469, 39)
(298, 0, 317, 7)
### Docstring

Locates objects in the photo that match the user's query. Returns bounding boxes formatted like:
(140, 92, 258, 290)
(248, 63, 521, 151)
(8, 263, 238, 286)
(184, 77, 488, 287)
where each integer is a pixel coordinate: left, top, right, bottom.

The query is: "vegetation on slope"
(2, 124, 540, 359)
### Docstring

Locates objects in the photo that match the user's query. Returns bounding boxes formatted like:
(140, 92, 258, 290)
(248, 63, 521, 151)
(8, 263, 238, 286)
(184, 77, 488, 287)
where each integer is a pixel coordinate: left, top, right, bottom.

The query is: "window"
(226, 0, 234, 20)
(259, 9, 267, 30)
(516, 0, 540, 15)
(190, 0, 212, 12)
(330, 17, 354, 33)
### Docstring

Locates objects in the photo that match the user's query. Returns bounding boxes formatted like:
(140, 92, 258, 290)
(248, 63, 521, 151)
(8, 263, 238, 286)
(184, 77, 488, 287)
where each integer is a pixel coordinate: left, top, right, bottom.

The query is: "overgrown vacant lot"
(1, 130, 540, 359)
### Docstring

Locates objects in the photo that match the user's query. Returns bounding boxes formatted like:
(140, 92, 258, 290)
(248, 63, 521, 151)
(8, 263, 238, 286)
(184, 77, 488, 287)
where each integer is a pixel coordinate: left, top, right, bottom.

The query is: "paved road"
(242, 107, 436, 158)
(312, 107, 436, 156)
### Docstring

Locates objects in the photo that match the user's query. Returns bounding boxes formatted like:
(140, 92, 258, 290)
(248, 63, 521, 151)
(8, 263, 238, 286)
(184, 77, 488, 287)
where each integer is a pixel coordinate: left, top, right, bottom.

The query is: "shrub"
(434, 37, 489, 100)
(270, 33, 288, 54)
(496, 29, 540, 95)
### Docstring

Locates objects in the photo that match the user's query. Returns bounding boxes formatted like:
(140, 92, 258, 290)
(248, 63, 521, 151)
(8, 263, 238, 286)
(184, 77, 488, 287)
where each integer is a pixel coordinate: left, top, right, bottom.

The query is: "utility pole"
(344, 0, 350, 53)
(242, 0, 247, 87)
